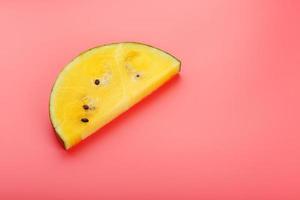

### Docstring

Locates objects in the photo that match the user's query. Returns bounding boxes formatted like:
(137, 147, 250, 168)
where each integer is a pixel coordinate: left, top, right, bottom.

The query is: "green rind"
(49, 95, 67, 149)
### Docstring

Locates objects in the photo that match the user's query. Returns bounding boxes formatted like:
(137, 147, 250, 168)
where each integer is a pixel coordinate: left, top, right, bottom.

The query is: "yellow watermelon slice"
(49, 42, 181, 149)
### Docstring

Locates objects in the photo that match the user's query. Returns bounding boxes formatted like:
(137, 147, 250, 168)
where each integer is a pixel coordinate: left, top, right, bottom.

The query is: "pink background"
(1, 0, 300, 199)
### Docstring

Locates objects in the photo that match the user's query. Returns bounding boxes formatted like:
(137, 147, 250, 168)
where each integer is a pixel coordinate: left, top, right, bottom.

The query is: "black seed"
(136, 73, 140, 78)
(94, 79, 100, 85)
(81, 118, 89, 123)
(83, 104, 89, 110)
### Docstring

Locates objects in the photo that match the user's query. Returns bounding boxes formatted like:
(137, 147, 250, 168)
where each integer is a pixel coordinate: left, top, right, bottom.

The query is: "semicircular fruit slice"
(49, 42, 181, 149)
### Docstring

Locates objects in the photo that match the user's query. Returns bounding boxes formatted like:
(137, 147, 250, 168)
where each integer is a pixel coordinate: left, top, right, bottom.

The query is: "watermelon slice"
(49, 42, 181, 149)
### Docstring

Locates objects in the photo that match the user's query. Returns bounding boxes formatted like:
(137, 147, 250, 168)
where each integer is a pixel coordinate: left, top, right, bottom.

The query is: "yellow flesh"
(50, 42, 180, 149)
